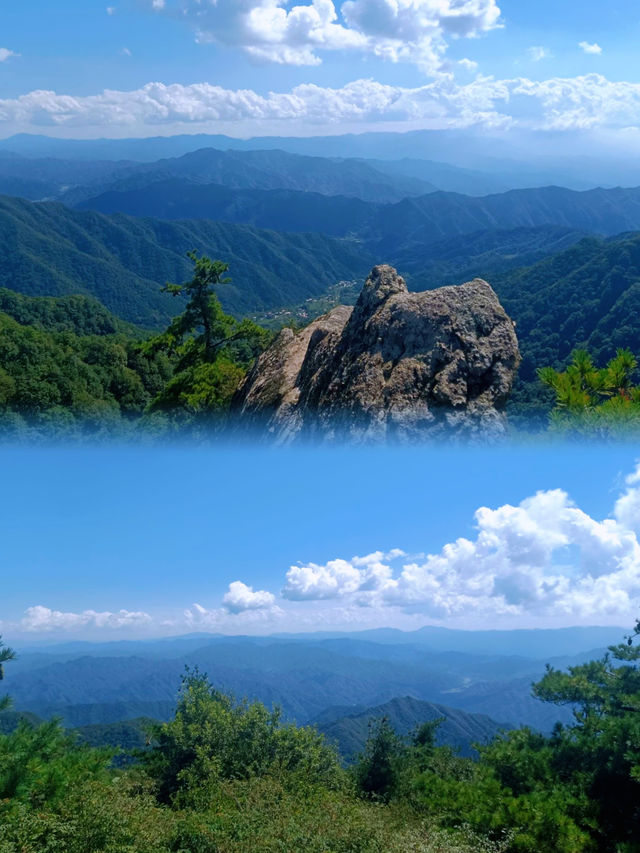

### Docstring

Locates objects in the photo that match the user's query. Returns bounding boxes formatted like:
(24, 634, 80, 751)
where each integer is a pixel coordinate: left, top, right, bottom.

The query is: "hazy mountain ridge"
(4, 129, 640, 189)
(75, 181, 640, 248)
(5, 629, 614, 732)
(315, 696, 509, 760)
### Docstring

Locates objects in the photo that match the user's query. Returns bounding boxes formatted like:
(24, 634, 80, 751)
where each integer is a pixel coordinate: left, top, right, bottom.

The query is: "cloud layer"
(19, 606, 152, 632)
(3, 73, 640, 134)
(6, 465, 639, 636)
(282, 467, 640, 621)
(151, 0, 501, 71)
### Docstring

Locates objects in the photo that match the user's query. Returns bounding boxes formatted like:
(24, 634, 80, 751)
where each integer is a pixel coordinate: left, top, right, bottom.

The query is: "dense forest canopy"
(1, 623, 639, 852)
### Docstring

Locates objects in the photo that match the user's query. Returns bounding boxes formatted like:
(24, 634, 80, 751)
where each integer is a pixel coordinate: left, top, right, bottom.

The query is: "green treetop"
(147, 252, 271, 417)
(0, 636, 16, 712)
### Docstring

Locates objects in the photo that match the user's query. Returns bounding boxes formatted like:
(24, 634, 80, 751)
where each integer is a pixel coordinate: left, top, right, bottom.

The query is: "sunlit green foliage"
(0, 256, 272, 437)
(0, 637, 16, 713)
(358, 621, 640, 853)
(141, 253, 271, 419)
(0, 662, 496, 853)
(143, 668, 343, 808)
(538, 348, 640, 436)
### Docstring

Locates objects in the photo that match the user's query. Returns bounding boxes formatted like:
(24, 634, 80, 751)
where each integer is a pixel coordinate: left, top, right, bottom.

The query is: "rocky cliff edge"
(232, 265, 521, 442)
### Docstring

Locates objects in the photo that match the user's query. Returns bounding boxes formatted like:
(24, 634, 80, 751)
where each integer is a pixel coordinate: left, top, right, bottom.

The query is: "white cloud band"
(3, 74, 640, 134)
(19, 605, 152, 632)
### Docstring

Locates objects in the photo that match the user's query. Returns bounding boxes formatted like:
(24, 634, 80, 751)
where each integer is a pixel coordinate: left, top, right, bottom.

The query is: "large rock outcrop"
(232, 265, 520, 442)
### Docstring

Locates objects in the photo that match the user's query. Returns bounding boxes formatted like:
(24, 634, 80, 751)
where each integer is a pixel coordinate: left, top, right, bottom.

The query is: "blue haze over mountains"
(3, 129, 640, 423)
(2, 626, 626, 759)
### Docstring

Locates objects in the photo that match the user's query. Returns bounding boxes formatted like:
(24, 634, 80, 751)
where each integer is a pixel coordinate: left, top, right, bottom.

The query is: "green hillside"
(315, 696, 508, 760)
(2, 627, 640, 853)
(489, 232, 640, 421)
(0, 301, 173, 434)
(78, 181, 640, 248)
(0, 194, 371, 325)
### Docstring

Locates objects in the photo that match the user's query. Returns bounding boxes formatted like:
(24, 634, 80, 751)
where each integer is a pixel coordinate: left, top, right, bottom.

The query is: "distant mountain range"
(0, 147, 441, 205)
(6, 628, 622, 735)
(3, 129, 640, 189)
(74, 179, 640, 249)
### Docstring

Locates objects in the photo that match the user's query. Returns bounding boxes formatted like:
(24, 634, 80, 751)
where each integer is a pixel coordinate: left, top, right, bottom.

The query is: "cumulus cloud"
(3, 73, 640, 134)
(185, 600, 283, 629)
(0, 49, 18, 63)
(458, 58, 479, 72)
(151, 0, 501, 71)
(527, 46, 551, 62)
(579, 41, 602, 55)
(281, 474, 640, 621)
(20, 605, 152, 632)
(615, 463, 640, 532)
(181, 580, 280, 628)
(222, 581, 277, 613)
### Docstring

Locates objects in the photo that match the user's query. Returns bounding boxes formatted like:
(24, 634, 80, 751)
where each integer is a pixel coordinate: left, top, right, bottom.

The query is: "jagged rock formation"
(233, 265, 521, 442)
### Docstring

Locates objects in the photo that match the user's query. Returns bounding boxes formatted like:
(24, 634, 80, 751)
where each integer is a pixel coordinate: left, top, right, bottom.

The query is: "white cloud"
(184, 598, 284, 629)
(0, 49, 18, 63)
(458, 58, 479, 72)
(106, 6, 116, 14)
(151, 0, 501, 71)
(615, 463, 640, 532)
(3, 73, 640, 134)
(579, 41, 602, 55)
(120, 47, 132, 57)
(527, 46, 551, 62)
(20, 605, 152, 633)
(281, 473, 640, 621)
(222, 581, 277, 613)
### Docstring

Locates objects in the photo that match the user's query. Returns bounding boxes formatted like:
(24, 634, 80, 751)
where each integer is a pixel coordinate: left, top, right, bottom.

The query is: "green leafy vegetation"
(0, 637, 16, 713)
(0, 648, 500, 853)
(3, 626, 640, 851)
(348, 622, 640, 852)
(539, 348, 640, 436)
(0, 255, 272, 438)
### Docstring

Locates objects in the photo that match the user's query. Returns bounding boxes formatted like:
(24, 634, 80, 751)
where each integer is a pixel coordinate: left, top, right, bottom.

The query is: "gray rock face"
(233, 265, 520, 442)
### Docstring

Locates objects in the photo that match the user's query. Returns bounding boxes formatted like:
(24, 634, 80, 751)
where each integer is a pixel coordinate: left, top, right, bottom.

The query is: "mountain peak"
(233, 266, 520, 442)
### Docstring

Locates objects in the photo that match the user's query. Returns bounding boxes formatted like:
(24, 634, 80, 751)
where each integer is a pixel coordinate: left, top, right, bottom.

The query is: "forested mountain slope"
(0, 195, 371, 325)
(77, 180, 375, 237)
(5, 637, 579, 732)
(77, 182, 640, 249)
(315, 696, 508, 760)
(494, 232, 640, 382)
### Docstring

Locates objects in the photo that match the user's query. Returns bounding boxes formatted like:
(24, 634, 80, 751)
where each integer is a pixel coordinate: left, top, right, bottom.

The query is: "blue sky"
(1, 1, 639, 140)
(2, 444, 639, 642)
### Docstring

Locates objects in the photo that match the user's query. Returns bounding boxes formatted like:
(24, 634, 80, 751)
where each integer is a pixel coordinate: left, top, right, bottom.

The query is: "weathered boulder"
(232, 265, 520, 442)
